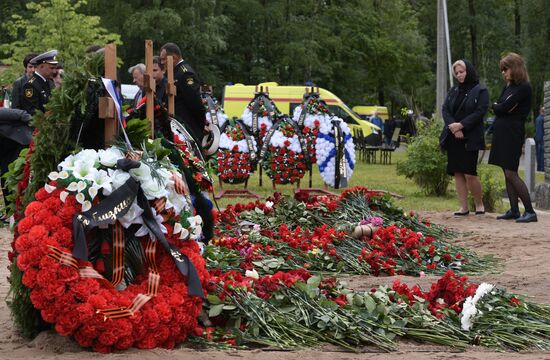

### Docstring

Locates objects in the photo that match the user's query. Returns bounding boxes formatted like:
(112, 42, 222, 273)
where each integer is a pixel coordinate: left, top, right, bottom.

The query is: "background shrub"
(396, 120, 450, 196)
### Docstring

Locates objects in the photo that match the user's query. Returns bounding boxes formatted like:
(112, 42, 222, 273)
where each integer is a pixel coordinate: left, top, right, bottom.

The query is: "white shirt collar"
(34, 71, 47, 82)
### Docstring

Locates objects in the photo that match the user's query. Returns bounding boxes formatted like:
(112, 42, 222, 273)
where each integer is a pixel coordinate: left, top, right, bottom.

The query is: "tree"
(0, 0, 121, 84)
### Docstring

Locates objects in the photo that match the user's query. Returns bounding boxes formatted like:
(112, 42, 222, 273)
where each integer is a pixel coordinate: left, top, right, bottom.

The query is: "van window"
(289, 102, 301, 115)
(329, 105, 358, 125)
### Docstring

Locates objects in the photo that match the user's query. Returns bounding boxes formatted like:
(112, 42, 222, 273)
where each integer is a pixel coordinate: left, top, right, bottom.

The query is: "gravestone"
(534, 81, 550, 208)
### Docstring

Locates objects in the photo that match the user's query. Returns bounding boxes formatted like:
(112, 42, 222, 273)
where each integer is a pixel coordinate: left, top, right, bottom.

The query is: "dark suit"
(20, 72, 53, 115)
(10, 74, 29, 110)
(172, 60, 206, 143)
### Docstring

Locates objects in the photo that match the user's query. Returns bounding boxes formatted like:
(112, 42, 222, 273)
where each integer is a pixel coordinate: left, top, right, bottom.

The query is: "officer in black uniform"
(20, 50, 58, 115)
(159, 42, 206, 144)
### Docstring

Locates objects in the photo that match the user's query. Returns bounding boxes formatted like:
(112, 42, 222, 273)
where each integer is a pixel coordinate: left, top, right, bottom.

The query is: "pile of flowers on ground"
(260, 118, 309, 185)
(216, 120, 257, 184)
(209, 187, 493, 277)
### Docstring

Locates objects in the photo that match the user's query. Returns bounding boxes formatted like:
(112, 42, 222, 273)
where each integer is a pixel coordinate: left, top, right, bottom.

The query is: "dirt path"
(1, 211, 549, 359)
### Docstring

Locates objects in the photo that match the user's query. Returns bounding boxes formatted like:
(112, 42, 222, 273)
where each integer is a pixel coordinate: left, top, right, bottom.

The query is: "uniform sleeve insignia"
(186, 78, 194, 85)
(25, 89, 33, 98)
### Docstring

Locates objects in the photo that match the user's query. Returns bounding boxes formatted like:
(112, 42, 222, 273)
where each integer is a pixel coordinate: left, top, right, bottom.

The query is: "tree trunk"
(467, 0, 478, 68)
(514, 0, 521, 47)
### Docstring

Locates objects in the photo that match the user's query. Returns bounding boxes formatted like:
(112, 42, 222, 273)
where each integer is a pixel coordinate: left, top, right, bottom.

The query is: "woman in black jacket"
(488, 53, 537, 223)
(441, 59, 488, 216)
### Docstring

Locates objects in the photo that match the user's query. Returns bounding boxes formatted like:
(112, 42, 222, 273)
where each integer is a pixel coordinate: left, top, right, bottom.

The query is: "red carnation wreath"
(216, 121, 257, 184)
(14, 186, 208, 353)
(261, 119, 308, 185)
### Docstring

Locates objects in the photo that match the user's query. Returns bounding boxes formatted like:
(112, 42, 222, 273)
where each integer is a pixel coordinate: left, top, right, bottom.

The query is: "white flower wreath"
(47, 147, 202, 240)
(315, 117, 356, 188)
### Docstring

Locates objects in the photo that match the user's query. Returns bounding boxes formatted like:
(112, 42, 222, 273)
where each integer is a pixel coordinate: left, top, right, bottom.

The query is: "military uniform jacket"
(20, 72, 53, 115)
(172, 60, 206, 143)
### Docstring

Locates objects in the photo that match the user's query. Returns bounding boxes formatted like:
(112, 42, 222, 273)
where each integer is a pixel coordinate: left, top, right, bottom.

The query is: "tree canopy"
(1, 0, 549, 117)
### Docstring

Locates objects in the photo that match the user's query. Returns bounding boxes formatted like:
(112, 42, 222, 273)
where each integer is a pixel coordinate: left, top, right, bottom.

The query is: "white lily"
(129, 163, 152, 183)
(104, 169, 131, 195)
(66, 182, 78, 192)
(77, 180, 87, 192)
(72, 159, 99, 181)
(118, 200, 144, 228)
(74, 149, 99, 164)
(88, 186, 98, 200)
(134, 208, 166, 239)
(59, 191, 69, 203)
(48, 171, 59, 181)
(173, 222, 183, 234)
(57, 170, 69, 179)
(141, 179, 168, 200)
(179, 227, 190, 240)
(75, 192, 85, 204)
(58, 154, 77, 171)
(245, 269, 259, 280)
(90, 169, 112, 194)
(82, 200, 92, 212)
(44, 183, 56, 193)
(98, 147, 124, 167)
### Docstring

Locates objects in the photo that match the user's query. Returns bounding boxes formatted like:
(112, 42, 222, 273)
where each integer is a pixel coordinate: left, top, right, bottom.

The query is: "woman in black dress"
(488, 52, 537, 223)
(440, 59, 488, 216)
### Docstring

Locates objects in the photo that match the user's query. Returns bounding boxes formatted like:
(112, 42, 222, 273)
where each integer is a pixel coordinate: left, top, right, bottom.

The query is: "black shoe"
(475, 210, 485, 215)
(516, 212, 538, 223)
(496, 210, 520, 220)
(453, 210, 469, 216)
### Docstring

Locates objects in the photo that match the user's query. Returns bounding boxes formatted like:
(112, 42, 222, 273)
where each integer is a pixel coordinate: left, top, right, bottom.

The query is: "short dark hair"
(24, 53, 38, 68)
(160, 42, 182, 57)
(153, 55, 164, 70)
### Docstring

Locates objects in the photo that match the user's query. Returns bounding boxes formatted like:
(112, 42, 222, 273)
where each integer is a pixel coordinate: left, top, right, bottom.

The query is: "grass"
(211, 149, 545, 213)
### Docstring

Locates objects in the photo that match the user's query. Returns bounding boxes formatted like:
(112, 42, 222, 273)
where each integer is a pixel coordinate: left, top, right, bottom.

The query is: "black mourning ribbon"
(72, 158, 205, 298)
(332, 119, 348, 189)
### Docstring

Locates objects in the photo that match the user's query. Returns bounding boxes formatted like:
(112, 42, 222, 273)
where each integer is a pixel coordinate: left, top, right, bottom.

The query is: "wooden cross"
(166, 55, 176, 116)
(144, 40, 156, 137)
(99, 43, 118, 145)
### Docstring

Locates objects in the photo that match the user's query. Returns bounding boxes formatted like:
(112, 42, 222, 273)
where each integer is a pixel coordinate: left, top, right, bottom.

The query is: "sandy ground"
(1, 211, 549, 360)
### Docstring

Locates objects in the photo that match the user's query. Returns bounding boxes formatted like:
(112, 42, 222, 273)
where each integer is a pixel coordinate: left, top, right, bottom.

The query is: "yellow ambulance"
(222, 82, 380, 137)
(352, 105, 389, 121)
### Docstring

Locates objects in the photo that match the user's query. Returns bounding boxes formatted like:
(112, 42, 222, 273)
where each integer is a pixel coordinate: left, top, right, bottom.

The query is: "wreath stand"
(215, 177, 260, 200)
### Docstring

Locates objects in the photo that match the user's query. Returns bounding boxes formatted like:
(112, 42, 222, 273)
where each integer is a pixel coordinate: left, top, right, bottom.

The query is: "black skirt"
(488, 117, 524, 171)
(446, 136, 479, 176)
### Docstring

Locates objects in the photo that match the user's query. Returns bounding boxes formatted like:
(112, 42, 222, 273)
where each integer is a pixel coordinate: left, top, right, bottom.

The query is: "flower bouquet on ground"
(216, 119, 258, 184)
(260, 117, 309, 185)
(10, 146, 209, 352)
(209, 192, 495, 276)
(292, 93, 331, 163)
(393, 270, 550, 350)
(316, 117, 355, 188)
(201, 269, 470, 350)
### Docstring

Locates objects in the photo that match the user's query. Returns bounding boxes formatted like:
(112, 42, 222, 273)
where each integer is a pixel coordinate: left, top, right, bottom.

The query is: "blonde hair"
(499, 52, 529, 83)
(452, 60, 466, 78)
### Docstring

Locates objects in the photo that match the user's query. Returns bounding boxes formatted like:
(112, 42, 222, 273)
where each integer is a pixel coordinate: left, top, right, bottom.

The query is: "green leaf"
(365, 296, 377, 313)
(207, 294, 222, 305)
(208, 304, 225, 317)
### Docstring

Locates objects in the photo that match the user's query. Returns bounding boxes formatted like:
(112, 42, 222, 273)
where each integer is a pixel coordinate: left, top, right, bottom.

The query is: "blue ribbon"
(318, 133, 355, 173)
